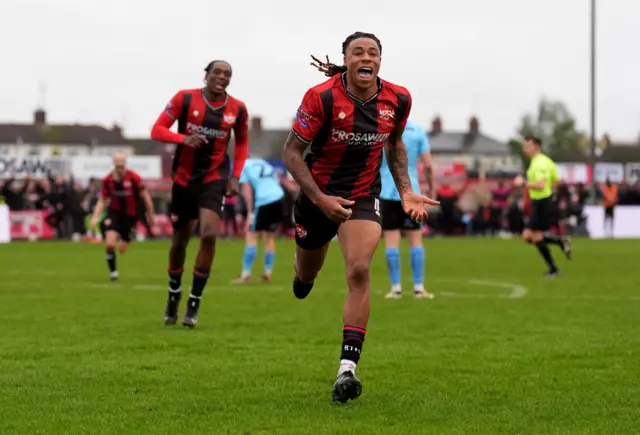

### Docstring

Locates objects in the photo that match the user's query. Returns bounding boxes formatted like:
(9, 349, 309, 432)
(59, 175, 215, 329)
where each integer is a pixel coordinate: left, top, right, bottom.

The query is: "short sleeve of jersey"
(234, 103, 249, 140)
(239, 162, 252, 184)
(394, 92, 412, 132)
(164, 91, 185, 121)
(131, 172, 145, 191)
(100, 177, 110, 198)
(549, 160, 560, 183)
(418, 127, 430, 154)
(291, 89, 324, 144)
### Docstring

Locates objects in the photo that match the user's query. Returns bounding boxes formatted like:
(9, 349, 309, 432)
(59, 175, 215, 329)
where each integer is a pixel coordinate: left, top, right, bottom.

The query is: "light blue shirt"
(380, 121, 430, 201)
(239, 158, 285, 208)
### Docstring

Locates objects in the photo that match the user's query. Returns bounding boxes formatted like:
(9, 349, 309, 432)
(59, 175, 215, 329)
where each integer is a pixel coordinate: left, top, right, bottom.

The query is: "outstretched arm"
(282, 132, 323, 203)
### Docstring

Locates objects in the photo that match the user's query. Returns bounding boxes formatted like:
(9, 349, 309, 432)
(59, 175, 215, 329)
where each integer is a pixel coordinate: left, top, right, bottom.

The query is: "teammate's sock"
(543, 233, 563, 248)
(264, 251, 275, 275)
(190, 267, 210, 298)
(241, 245, 257, 277)
(409, 246, 425, 289)
(385, 248, 401, 287)
(168, 268, 183, 291)
(535, 241, 557, 271)
(339, 325, 366, 376)
(106, 247, 116, 272)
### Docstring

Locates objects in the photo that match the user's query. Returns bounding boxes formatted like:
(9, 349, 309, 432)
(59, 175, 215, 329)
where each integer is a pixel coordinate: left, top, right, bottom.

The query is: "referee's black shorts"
(526, 197, 555, 231)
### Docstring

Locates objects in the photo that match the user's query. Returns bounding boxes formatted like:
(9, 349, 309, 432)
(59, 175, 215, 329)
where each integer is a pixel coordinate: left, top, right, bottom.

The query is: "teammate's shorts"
(380, 199, 421, 231)
(170, 180, 226, 229)
(293, 194, 381, 251)
(604, 206, 614, 219)
(250, 199, 284, 232)
(104, 211, 137, 243)
(526, 197, 555, 231)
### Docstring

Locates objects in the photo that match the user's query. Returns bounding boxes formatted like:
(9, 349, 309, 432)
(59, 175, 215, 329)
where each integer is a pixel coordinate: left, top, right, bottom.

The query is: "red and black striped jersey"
(101, 170, 144, 217)
(291, 73, 412, 200)
(161, 88, 249, 186)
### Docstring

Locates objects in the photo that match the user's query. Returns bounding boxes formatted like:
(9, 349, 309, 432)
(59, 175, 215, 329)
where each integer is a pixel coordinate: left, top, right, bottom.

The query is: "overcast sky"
(2, 0, 639, 142)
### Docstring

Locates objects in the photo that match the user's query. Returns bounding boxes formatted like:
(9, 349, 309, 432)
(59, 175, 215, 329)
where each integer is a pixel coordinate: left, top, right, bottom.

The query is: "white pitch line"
(466, 279, 528, 299)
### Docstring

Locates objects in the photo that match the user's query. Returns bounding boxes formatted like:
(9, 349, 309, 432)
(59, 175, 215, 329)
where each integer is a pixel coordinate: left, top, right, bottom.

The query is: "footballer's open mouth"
(357, 67, 374, 79)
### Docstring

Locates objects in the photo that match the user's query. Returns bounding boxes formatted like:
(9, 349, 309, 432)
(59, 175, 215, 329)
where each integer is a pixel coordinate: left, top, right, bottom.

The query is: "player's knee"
(346, 261, 371, 287)
(199, 227, 217, 243)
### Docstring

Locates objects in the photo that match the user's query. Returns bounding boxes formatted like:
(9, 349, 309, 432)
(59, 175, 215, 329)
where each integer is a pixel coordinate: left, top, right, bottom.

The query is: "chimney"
(431, 116, 442, 134)
(251, 116, 262, 131)
(112, 123, 123, 137)
(34, 108, 46, 126)
(469, 116, 479, 136)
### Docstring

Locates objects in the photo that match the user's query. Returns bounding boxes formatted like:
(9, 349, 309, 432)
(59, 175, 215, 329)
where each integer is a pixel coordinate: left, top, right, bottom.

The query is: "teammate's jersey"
(239, 158, 285, 208)
(162, 88, 249, 186)
(526, 153, 559, 200)
(101, 170, 145, 217)
(379, 120, 430, 201)
(291, 72, 412, 200)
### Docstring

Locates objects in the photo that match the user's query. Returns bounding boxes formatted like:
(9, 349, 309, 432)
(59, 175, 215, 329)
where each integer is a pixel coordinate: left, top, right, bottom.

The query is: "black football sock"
(543, 233, 563, 248)
(340, 325, 366, 370)
(190, 267, 210, 298)
(536, 241, 557, 271)
(168, 268, 183, 292)
(106, 247, 116, 272)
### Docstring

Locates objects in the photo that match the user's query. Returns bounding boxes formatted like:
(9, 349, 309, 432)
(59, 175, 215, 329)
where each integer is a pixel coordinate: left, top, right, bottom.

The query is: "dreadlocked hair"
(342, 31, 382, 55)
(204, 60, 232, 74)
(325, 32, 383, 77)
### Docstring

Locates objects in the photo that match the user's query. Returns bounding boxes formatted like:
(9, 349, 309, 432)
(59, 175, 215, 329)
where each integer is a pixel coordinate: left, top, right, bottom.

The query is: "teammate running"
(151, 60, 249, 327)
(89, 153, 155, 281)
(515, 136, 571, 276)
(380, 120, 435, 299)
(231, 158, 285, 283)
(283, 32, 439, 403)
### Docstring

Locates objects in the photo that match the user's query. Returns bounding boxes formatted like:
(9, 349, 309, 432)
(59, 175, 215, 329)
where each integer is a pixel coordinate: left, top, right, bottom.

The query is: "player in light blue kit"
(380, 120, 435, 299)
(232, 158, 285, 283)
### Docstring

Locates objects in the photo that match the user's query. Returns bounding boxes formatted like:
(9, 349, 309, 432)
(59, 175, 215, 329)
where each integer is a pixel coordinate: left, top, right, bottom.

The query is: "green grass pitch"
(1, 238, 639, 434)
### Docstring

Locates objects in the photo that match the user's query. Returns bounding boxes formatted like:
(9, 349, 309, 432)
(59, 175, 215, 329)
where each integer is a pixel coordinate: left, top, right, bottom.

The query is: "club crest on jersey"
(223, 114, 236, 124)
(193, 110, 199, 117)
(379, 108, 395, 121)
(295, 224, 307, 239)
(339, 112, 346, 120)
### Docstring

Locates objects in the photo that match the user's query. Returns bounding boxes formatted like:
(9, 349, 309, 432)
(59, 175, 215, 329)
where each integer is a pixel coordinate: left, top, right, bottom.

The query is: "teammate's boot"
(561, 237, 572, 260)
(182, 297, 201, 328)
(414, 291, 434, 300)
(293, 276, 314, 299)
(110, 271, 119, 282)
(331, 371, 362, 404)
(385, 291, 402, 299)
(164, 291, 181, 326)
(261, 273, 272, 283)
(545, 269, 560, 277)
(230, 275, 251, 284)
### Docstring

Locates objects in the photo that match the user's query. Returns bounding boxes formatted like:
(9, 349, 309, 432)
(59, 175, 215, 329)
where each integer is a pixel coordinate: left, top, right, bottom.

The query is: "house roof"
(555, 142, 640, 163)
(428, 132, 509, 155)
(0, 123, 128, 145)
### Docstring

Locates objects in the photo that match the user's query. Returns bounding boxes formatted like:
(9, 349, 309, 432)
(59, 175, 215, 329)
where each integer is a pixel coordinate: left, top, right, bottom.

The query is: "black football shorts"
(250, 199, 284, 233)
(380, 199, 421, 231)
(170, 180, 226, 230)
(293, 194, 381, 251)
(104, 211, 137, 243)
(526, 197, 555, 231)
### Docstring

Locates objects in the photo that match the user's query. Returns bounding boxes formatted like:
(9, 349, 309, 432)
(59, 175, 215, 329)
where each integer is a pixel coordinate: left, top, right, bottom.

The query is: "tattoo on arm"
(385, 130, 412, 196)
(282, 132, 323, 202)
